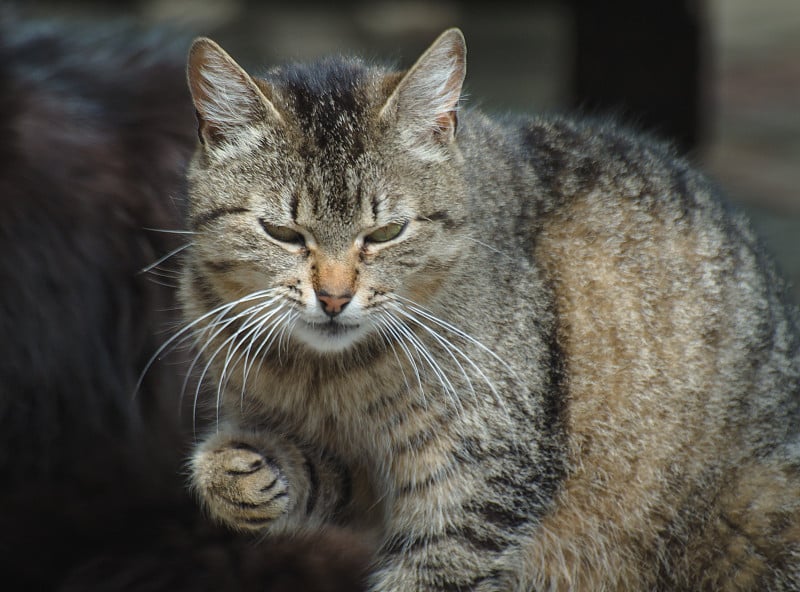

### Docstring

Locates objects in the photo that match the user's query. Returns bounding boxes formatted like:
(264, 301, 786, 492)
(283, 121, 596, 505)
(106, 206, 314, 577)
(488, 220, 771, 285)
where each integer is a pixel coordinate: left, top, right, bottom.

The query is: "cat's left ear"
(380, 28, 466, 156)
(187, 37, 282, 150)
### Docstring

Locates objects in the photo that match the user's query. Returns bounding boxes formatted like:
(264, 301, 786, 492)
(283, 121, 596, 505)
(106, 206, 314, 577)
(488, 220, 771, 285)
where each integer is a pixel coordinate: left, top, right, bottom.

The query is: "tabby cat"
(181, 29, 800, 590)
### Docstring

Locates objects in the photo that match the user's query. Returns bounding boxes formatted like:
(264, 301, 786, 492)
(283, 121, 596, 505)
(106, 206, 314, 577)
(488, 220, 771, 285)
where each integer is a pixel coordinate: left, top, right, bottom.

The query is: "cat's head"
(183, 29, 468, 355)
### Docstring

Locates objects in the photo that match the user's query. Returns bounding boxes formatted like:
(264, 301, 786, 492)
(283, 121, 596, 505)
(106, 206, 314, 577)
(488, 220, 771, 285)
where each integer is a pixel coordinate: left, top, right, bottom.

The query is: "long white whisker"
(140, 242, 193, 274)
(181, 297, 280, 401)
(376, 313, 424, 398)
(277, 312, 298, 363)
(394, 295, 522, 383)
(391, 305, 477, 402)
(143, 276, 179, 289)
(172, 292, 278, 431)
(143, 227, 197, 235)
(399, 302, 517, 424)
(374, 313, 412, 395)
(215, 302, 284, 415)
(394, 305, 513, 421)
(134, 289, 277, 398)
(464, 236, 507, 257)
(244, 308, 299, 393)
(193, 300, 283, 428)
(237, 312, 279, 412)
(384, 313, 461, 415)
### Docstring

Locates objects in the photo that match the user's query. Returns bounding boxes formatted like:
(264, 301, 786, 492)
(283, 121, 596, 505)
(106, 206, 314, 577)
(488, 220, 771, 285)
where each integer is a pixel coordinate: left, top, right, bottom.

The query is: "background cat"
(0, 11, 368, 591)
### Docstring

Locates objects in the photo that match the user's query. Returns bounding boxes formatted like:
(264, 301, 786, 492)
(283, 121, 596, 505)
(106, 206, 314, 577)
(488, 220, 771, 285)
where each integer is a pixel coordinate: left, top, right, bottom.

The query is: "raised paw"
(193, 441, 290, 531)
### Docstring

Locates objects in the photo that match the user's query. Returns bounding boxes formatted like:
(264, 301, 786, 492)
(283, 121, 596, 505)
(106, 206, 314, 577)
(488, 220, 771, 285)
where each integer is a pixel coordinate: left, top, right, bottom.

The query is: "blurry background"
(15, 0, 800, 300)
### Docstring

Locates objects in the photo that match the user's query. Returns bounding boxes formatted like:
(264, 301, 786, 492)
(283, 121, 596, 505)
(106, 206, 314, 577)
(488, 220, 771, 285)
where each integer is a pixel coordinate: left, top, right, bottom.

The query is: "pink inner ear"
(435, 111, 457, 136)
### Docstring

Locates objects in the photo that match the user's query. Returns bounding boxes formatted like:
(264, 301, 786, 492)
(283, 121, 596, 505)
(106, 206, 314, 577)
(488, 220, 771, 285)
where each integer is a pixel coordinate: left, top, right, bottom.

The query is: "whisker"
(391, 305, 478, 402)
(277, 310, 299, 363)
(374, 314, 412, 395)
(376, 313, 424, 398)
(394, 295, 522, 383)
(464, 236, 508, 258)
(219, 303, 289, 401)
(143, 227, 197, 235)
(134, 288, 278, 398)
(393, 304, 512, 421)
(140, 242, 193, 274)
(239, 314, 281, 401)
(188, 299, 280, 429)
(383, 312, 460, 415)
(215, 304, 284, 415)
(143, 276, 179, 289)
(245, 309, 299, 394)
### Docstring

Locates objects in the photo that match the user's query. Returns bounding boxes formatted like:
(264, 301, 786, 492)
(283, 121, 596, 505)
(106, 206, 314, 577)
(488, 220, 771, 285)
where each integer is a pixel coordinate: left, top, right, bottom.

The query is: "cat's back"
(462, 112, 800, 589)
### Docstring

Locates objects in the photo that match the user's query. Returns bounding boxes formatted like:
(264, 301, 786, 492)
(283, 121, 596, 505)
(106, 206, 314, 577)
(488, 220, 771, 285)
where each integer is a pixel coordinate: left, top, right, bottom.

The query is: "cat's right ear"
(187, 38, 282, 149)
(379, 28, 466, 160)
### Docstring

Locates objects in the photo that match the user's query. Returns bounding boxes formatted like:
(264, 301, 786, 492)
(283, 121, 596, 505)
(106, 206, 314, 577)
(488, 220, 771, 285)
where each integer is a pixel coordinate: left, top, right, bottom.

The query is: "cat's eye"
(365, 222, 406, 244)
(259, 219, 305, 246)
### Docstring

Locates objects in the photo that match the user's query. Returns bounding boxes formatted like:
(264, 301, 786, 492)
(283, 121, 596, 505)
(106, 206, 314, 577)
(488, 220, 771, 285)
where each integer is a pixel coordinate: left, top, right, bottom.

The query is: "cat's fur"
(183, 29, 800, 590)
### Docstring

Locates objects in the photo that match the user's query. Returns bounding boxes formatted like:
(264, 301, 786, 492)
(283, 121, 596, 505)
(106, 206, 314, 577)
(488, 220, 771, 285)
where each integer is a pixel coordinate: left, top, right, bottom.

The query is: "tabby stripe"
(454, 524, 510, 553)
(383, 527, 509, 558)
(202, 259, 239, 273)
(304, 456, 319, 516)
(191, 270, 223, 307)
(429, 571, 502, 592)
(393, 427, 438, 456)
(381, 532, 444, 556)
(384, 399, 429, 429)
(416, 211, 463, 230)
(371, 197, 379, 220)
(190, 206, 251, 229)
(468, 499, 530, 530)
(393, 410, 456, 455)
(289, 193, 299, 223)
(364, 386, 410, 417)
(378, 535, 505, 591)
(396, 463, 452, 497)
(227, 489, 286, 510)
(333, 457, 353, 518)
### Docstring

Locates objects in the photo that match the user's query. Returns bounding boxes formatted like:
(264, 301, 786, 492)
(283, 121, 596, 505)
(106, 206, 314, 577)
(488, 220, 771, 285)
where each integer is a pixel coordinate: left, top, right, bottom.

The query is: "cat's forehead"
(261, 57, 388, 157)
(255, 58, 394, 227)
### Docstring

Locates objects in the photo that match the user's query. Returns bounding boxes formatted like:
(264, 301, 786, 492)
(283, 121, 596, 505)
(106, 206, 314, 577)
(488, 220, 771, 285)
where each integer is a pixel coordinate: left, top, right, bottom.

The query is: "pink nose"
(317, 291, 352, 317)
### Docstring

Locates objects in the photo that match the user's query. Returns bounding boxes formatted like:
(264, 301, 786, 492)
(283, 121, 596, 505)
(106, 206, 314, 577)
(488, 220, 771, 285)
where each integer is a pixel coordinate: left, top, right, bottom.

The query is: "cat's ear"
(187, 37, 281, 149)
(380, 28, 466, 157)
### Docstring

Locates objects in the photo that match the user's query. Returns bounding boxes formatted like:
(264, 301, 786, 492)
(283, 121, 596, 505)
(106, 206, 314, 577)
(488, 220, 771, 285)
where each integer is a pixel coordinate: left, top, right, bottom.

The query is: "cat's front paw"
(192, 441, 290, 531)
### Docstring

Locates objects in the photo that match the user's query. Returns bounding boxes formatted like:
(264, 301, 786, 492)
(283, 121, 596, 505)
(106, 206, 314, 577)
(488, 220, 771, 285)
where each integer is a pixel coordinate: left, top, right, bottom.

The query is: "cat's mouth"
(308, 320, 360, 337)
(291, 319, 368, 353)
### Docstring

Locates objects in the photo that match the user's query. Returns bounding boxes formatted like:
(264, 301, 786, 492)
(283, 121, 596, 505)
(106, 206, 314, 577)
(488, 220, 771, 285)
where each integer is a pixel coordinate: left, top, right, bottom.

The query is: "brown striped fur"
(180, 29, 800, 590)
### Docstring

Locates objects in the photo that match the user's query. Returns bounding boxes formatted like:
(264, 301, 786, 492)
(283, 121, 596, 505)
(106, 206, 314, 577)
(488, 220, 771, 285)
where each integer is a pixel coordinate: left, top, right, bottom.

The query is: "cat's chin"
(290, 320, 371, 354)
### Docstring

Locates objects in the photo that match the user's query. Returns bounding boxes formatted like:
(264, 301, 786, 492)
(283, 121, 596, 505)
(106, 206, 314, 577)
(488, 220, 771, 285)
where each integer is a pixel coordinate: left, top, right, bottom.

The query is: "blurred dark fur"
(0, 11, 368, 591)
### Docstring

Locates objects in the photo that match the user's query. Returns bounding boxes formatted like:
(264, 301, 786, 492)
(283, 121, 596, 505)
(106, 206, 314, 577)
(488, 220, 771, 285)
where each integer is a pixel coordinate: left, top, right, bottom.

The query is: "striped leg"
(190, 424, 351, 533)
(369, 433, 553, 591)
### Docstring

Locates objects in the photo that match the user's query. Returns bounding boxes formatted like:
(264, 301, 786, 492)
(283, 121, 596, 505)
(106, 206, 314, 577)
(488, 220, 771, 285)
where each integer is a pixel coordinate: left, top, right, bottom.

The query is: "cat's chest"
(240, 358, 403, 446)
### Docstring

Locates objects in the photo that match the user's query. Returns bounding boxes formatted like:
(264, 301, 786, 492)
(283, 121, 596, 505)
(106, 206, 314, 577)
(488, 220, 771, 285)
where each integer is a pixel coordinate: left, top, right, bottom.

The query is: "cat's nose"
(317, 290, 352, 317)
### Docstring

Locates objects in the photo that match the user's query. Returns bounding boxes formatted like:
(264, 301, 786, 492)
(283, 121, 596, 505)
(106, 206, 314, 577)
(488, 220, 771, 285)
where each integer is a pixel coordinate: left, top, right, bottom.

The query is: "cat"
(182, 28, 800, 590)
(0, 11, 369, 591)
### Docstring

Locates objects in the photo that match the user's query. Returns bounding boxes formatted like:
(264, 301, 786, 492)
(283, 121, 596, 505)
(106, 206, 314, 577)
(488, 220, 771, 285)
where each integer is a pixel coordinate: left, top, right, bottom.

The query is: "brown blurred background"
(16, 0, 800, 301)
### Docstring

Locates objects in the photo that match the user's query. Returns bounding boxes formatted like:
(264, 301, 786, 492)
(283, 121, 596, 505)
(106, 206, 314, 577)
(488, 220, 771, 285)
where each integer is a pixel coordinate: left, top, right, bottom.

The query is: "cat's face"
(184, 30, 467, 355)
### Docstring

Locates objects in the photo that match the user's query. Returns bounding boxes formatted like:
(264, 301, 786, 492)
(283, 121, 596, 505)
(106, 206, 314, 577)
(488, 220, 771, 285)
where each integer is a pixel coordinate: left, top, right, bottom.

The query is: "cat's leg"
(368, 435, 549, 592)
(190, 423, 352, 533)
